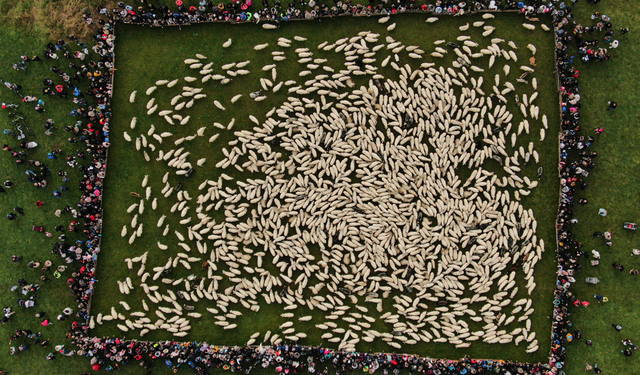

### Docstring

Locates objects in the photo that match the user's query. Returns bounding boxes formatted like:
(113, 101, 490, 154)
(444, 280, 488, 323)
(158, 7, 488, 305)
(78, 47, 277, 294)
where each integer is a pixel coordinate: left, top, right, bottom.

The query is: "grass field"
(0, 25, 98, 375)
(88, 11, 559, 366)
(561, 1, 640, 375)
(0, 0, 634, 374)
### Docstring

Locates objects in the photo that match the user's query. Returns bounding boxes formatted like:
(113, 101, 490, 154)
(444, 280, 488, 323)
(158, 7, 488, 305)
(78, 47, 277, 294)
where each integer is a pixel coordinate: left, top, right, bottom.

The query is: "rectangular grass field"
(92, 13, 559, 364)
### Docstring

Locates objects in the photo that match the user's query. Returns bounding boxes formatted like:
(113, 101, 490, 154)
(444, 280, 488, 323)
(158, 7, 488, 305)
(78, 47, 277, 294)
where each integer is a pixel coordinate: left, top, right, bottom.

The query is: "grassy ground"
(3, 1, 630, 374)
(561, 1, 640, 375)
(92, 11, 559, 367)
(0, 26, 101, 375)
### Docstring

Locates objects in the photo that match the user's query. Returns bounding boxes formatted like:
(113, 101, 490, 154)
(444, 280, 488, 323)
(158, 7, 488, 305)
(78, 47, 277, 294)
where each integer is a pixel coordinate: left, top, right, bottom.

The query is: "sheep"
(226, 94, 243, 104)
(254, 43, 269, 51)
(214, 101, 226, 110)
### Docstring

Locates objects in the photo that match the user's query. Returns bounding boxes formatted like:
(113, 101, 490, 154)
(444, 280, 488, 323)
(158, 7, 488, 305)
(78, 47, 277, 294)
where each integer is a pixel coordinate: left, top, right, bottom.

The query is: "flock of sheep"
(95, 15, 551, 354)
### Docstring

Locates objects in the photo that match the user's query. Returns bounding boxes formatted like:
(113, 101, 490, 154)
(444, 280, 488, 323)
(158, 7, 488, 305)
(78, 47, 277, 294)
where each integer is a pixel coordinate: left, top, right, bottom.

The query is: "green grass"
(92, 12, 558, 366)
(2, 1, 633, 374)
(561, 1, 640, 375)
(0, 28, 99, 374)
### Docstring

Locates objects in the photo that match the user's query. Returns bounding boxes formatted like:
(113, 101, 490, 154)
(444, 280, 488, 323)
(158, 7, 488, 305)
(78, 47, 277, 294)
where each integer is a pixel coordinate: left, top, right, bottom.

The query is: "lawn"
(561, 1, 640, 375)
(0, 24, 101, 375)
(1, 0, 632, 374)
(91, 11, 559, 366)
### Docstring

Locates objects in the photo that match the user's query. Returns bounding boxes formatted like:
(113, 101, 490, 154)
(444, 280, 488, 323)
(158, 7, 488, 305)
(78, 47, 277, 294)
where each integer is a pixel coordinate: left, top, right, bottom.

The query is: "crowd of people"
(97, 0, 550, 27)
(72, 339, 552, 374)
(0, 0, 629, 373)
(1, 0, 114, 363)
